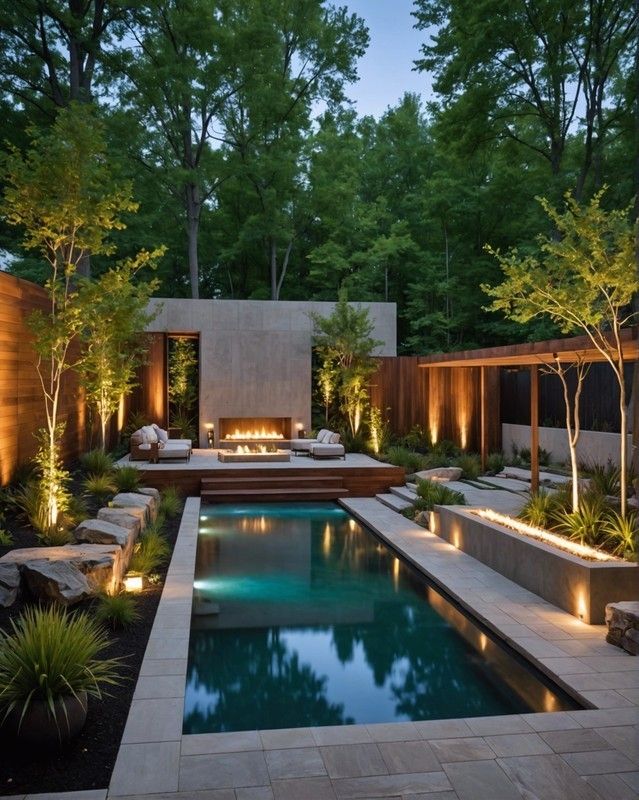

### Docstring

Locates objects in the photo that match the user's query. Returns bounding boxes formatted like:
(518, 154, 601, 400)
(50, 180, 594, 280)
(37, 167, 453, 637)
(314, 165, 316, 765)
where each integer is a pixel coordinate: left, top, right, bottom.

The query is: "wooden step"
(201, 487, 350, 503)
(201, 475, 344, 490)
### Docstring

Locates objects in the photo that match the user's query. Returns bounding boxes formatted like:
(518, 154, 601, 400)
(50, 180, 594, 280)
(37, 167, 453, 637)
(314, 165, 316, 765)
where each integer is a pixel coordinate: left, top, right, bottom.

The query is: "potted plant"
(0, 605, 123, 746)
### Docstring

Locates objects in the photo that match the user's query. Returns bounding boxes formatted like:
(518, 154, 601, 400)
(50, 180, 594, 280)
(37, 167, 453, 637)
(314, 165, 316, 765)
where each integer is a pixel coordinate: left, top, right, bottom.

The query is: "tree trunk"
(632, 0, 639, 493)
(186, 183, 200, 299)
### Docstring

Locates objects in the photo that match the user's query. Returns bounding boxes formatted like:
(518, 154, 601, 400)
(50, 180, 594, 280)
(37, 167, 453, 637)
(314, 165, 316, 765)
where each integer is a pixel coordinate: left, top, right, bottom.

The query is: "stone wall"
(145, 299, 397, 448)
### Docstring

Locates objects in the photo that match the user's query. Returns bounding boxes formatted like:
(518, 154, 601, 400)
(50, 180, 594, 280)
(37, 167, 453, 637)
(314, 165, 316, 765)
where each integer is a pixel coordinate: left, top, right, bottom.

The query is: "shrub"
(61, 494, 89, 527)
(519, 489, 560, 529)
(0, 529, 13, 546)
(95, 592, 140, 630)
(0, 605, 123, 732)
(159, 487, 182, 517)
(588, 460, 621, 497)
(12, 480, 71, 545)
(419, 450, 450, 470)
(383, 446, 425, 473)
(518, 446, 551, 467)
(398, 425, 430, 451)
(455, 453, 482, 480)
(416, 479, 466, 510)
(602, 511, 637, 558)
(431, 439, 459, 459)
(83, 473, 117, 503)
(79, 449, 115, 477)
(554, 495, 607, 547)
(113, 466, 141, 493)
(486, 452, 505, 474)
(129, 529, 170, 576)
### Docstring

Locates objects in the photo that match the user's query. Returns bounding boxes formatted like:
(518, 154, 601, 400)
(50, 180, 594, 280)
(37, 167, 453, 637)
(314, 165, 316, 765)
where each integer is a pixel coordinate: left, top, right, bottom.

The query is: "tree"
(311, 291, 382, 436)
(77, 252, 162, 451)
(1, 103, 147, 531)
(484, 189, 638, 515)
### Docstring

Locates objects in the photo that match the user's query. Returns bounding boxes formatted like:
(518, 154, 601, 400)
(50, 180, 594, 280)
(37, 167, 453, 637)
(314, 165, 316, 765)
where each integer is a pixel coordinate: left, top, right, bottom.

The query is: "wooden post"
(480, 366, 487, 472)
(530, 365, 539, 493)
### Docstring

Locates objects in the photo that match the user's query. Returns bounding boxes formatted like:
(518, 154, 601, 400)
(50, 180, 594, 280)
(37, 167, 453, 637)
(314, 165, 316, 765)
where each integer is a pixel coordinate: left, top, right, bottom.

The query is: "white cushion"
(329, 432, 340, 444)
(316, 429, 328, 442)
(140, 425, 158, 443)
(153, 424, 169, 443)
(318, 429, 331, 443)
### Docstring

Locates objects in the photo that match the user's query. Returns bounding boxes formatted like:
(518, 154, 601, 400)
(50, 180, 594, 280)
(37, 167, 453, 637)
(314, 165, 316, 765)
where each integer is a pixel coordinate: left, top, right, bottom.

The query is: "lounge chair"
(130, 424, 192, 462)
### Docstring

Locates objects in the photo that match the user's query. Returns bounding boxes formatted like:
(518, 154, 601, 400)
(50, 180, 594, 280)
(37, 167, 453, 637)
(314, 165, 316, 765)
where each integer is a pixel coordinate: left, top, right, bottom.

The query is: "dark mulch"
(0, 496, 183, 796)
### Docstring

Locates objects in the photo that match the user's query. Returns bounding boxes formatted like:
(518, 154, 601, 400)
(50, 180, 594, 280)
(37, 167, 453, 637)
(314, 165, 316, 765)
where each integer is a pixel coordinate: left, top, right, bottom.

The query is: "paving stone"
(132, 674, 185, 700)
(464, 715, 532, 736)
(235, 788, 274, 800)
(569, 709, 639, 728)
(540, 728, 610, 753)
(365, 721, 420, 742)
(26, 792, 107, 800)
(593, 726, 639, 764)
(414, 719, 473, 740)
(320, 743, 387, 779)
(497, 754, 602, 800)
(521, 711, 583, 732)
(483, 733, 552, 757)
(585, 773, 639, 800)
(121, 698, 183, 744)
(272, 776, 336, 800)
(378, 740, 440, 773)
(260, 728, 316, 750)
(428, 738, 495, 763)
(619, 772, 639, 792)
(265, 747, 327, 780)
(311, 725, 372, 746)
(139, 658, 187, 677)
(179, 752, 269, 791)
(180, 731, 262, 755)
(560, 749, 638, 776)
(331, 771, 451, 799)
(109, 741, 180, 796)
(443, 761, 521, 800)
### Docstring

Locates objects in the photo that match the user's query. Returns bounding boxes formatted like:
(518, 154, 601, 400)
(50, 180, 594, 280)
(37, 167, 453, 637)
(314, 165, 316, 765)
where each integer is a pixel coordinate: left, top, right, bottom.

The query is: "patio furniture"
(129, 424, 192, 461)
(290, 428, 341, 455)
(309, 441, 346, 460)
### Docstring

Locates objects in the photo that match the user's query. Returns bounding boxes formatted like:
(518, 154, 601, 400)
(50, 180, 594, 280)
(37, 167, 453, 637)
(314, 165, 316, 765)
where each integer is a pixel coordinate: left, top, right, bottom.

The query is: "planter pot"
(1, 691, 87, 746)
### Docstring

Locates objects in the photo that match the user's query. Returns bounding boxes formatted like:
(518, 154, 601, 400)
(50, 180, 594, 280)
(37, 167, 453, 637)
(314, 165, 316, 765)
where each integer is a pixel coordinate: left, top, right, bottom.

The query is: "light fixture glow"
(123, 574, 143, 592)
(474, 509, 616, 562)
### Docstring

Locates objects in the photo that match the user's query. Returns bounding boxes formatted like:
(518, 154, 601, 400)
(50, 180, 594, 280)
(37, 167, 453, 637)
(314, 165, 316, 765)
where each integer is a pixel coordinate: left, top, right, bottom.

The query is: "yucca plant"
(129, 529, 170, 576)
(602, 511, 637, 558)
(554, 495, 607, 547)
(83, 473, 117, 504)
(95, 592, 141, 630)
(159, 486, 182, 517)
(113, 466, 141, 493)
(79, 449, 115, 477)
(0, 606, 123, 740)
(519, 489, 559, 529)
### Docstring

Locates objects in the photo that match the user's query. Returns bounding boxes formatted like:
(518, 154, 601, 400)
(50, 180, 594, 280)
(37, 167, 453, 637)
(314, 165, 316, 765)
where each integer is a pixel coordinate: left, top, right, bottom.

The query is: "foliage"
(519, 490, 561, 529)
(415, 479, 466, 510)
(454, 453, 481, 479)
(159, 487, 182, 518)
(129, 528, 170, 576)
(554, 495, 607, 547)
(83, 474, 117, 504)
(113, 467, 141, 493)
(95, 592, 140, 630)
(368, 406, 391, 455)
(168, 337, 198, 428)
(486, 452, 505, 474)
(398, 425, 431, 452)
(80, 449, 115, 477)
(0, 529, 14, 546)
(588, 461, 621, 497)
(311, 290, 383, 435)
(170, 412, 197, 443)
(0, 605, 123, 730)
(383, 446, 425, 474)
(602, 512, 637, 558)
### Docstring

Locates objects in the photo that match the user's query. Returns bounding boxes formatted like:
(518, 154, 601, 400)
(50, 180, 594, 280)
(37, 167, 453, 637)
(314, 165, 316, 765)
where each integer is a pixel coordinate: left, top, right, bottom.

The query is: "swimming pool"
(184, 502, 577, 734)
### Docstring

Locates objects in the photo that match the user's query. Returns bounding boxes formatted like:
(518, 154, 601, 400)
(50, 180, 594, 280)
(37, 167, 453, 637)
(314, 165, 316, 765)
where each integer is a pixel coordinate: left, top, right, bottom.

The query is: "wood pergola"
(417, 327, 639, 491)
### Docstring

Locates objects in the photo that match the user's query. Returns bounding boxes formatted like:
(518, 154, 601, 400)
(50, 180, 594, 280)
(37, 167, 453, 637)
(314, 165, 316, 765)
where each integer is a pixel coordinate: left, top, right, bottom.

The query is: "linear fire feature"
(218, 417, 292, 449)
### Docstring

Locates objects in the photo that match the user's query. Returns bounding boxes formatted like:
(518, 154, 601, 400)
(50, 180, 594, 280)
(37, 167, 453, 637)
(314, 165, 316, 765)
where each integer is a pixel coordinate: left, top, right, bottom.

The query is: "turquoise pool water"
(184, 503, 576, 734)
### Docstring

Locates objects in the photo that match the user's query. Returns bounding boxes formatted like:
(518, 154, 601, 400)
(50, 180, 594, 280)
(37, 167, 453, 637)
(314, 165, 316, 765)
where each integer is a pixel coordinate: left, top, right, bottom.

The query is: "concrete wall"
(145, 299, 396, 447)
(502, 423, 633, 468)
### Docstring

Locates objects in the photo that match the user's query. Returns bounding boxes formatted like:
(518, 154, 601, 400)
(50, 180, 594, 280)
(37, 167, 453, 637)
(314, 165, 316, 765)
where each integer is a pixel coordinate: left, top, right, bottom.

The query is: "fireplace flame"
(225, 427, 284, 440)
(235, 444, 271, 454)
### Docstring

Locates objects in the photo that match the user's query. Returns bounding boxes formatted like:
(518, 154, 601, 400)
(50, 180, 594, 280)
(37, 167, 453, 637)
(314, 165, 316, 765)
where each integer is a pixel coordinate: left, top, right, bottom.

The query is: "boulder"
(112, 492, 158, 523)
(415, 467, 462, 483)
(0, 562, 21, 607)
(605, 601, 639, 656)
(1, 544, 124, 604)
(97, 507, 142, 537)
(74, 519, 137, 570)
(138, 487, 161, 501)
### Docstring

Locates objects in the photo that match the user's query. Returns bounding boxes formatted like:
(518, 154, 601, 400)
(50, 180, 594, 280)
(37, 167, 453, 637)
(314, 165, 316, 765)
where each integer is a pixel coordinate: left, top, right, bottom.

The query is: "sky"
(342, 0, 434, 118)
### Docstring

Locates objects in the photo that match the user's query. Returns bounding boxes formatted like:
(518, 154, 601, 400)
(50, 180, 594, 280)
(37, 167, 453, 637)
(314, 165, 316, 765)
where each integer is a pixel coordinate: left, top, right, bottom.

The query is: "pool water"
(184, 503, 576, 734)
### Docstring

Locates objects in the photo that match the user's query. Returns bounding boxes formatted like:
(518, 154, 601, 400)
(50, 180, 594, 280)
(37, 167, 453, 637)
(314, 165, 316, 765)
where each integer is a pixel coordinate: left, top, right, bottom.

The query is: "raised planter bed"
(433, 506, 639, 624)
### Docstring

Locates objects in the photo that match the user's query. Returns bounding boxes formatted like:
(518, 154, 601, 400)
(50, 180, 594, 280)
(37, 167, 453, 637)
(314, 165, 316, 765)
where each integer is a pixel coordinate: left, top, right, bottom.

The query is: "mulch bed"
(0, 494, 184, 795)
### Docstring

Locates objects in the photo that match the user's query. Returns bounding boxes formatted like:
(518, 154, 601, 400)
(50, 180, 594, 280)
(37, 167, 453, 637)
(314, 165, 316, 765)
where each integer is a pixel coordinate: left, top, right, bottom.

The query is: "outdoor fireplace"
(218, 417, 292, 448)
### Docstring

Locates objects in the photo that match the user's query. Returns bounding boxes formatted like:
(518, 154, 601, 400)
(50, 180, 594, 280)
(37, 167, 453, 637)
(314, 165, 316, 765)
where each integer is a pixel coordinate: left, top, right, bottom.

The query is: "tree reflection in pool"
(183, 503, 576, 734)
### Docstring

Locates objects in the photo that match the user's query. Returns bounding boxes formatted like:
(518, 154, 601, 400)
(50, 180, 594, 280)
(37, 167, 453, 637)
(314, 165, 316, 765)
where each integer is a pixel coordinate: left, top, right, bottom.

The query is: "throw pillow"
(141, 424, 158, 443)
(153, 424, 169, 443)
(329, 432, 341, 444)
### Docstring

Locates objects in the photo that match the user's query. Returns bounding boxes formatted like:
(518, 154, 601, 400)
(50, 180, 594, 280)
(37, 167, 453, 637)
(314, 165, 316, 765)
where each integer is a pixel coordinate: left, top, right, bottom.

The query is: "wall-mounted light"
(205, 423, 214, 448)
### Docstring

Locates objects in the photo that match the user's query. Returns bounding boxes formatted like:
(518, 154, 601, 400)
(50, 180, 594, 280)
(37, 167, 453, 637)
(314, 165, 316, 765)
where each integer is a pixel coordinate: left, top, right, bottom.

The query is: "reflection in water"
(184, 503, 576, 734)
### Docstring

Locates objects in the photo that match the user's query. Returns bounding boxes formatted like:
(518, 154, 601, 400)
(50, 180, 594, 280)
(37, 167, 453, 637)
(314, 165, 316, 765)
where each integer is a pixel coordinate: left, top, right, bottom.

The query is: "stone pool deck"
(102, 496, 638, 800)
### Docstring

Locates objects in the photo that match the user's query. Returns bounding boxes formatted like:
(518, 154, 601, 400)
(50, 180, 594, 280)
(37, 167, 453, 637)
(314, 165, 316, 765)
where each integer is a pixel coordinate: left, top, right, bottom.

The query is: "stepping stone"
(98, 507, 143, 535)
(390, 486, 417, 502)
(74, 519, 138, 568)
(376, 493, 413, 512)
(415, 467, 462, 482)
(477, 476, 531, 492)
(112, 492, 158, 522)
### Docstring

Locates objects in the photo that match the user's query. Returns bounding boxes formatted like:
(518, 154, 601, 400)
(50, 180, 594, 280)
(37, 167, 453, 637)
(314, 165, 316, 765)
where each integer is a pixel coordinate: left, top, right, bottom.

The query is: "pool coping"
(107, 496, 639, 798)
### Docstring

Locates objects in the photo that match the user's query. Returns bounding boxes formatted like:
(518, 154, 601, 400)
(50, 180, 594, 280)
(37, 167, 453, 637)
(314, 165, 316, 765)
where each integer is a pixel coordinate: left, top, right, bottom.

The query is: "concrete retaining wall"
(502, 423, 632, 468)
(434, 506, 639, 624)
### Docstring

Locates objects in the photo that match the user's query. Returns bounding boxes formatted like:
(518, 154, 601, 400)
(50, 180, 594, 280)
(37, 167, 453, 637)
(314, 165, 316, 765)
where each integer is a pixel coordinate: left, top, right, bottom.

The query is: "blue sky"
(342, 0, 434, 118)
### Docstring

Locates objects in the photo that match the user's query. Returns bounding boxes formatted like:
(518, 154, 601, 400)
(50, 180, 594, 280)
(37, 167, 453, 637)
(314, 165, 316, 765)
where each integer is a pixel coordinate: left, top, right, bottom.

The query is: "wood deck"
(129, 450, 404, 498)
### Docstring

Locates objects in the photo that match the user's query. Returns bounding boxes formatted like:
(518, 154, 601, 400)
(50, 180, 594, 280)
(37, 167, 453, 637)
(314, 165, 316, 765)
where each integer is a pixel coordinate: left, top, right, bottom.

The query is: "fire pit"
(218, 417, 292, 449)
(217, 445, 291, 463)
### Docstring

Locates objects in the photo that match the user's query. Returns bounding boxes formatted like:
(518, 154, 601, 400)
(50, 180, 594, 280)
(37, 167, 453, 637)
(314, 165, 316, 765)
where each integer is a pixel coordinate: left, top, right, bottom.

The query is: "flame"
(225, 428, 283, 440)
(235, 444, 271, 454)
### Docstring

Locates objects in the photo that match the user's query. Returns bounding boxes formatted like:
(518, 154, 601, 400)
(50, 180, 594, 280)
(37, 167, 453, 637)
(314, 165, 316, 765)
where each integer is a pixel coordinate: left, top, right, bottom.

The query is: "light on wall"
(205, 423, 214, 448)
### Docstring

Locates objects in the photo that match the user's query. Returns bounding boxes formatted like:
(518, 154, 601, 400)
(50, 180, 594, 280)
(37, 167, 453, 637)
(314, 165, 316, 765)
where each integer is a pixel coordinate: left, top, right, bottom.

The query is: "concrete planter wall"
(433, 506, 639, 624)
(502, 422, 632, 468)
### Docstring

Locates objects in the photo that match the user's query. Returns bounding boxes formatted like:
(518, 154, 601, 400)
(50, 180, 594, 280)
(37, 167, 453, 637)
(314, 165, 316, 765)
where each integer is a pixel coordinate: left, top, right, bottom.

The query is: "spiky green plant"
(62, 494, 89, 527)
(416, 479, 466, 510)
(0, 605, 123, 733)
(554, 495, 607, 546)
(83, 473, 117, 503)
(13, 480, 71, 545)
(602, 511, 637, 558)
(79, 449, 115, 477)
(455, 453, 482, 479)
(588, 461, 621, 497)
(129, 529, 170, 576)
(519, 490, 560, 529)
(113, 466, 141, 493)
(0, 529, 13, 546)
(486, 452, 505, 475)
(159, 487, 182, 518)
(383, 446, 425, 473)
(95, 592, 140, 630)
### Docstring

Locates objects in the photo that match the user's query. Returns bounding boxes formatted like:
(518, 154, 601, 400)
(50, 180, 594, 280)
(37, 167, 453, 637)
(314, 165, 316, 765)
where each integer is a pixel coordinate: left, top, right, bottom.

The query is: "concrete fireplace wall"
(145, 299, 397, 447)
